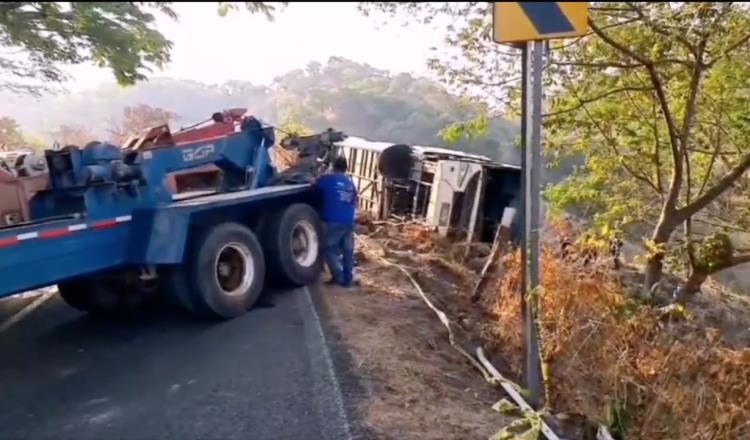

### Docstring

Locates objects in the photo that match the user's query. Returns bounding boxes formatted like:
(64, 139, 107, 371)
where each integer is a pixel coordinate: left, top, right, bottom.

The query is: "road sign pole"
(493, 0, 589, 411)
(518, 41, 528, 396)
(521, 39, 545, 409)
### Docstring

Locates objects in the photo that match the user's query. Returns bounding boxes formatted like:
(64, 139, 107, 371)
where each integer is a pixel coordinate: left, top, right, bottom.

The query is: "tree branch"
(676, 150, 750, 221)
(678, 47, 706, 154)
(707, 32, 750, 66)
(455, 75, 521, 88)
(590, 6, 636, 13)
(587, 18, 650, 65)
(650, 98, 663, 192)
(686, 146, 737, 155)
(550, 61, 642, 69)
(586, 20, 682, 156)
(709, 252, 750, 274)
(590, 16, 684, 217)
(626, 2, 699, 57)
(730, 253, 750, 266)
(621, 158, 664, 195)
(575, 94, 663, 195)
(556, 58, 694, 68)
(698, 114, 723, 195)
(692, 217, 750, 234)
(648, 62, 683, 212)
(679, 37, 706, 269)
(543, 85, 652, 118)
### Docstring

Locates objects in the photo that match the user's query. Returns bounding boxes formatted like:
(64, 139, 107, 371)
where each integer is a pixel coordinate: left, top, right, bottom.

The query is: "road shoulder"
(313, 269, 509, 440)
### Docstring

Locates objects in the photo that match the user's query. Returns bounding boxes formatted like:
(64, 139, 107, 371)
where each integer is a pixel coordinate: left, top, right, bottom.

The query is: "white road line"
(300, 286, 353, 440)
(0, 290, 56, 333)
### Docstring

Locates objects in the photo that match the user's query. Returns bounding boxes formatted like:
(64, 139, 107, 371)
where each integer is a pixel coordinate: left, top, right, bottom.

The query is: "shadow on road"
(0, 287, 293, 357)
(0, 286, 326, 440)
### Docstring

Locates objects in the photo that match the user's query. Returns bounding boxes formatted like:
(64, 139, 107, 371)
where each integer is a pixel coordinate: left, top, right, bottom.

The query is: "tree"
(545, 3, 750, 299)
(50, 124, 95, 146)
(269, 57, 518, 160)
(0, 56, 518, 161)
(0, 2, 285, 95)
(217, 2, 287, 21)
(0, 116, 49, 150)
(108, 104, 178, 145)
(0, 2, 175, 94)
(361, 3, 750, 299)
(0, 116, 25, 149)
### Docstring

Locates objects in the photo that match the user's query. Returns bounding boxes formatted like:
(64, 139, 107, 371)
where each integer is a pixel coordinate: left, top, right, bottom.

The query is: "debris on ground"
(322, 260, 510, 439)
(333, 215, 750, 440)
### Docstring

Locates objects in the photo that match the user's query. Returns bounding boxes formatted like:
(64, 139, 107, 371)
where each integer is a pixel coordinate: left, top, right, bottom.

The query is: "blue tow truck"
(0, 109, 341, 319)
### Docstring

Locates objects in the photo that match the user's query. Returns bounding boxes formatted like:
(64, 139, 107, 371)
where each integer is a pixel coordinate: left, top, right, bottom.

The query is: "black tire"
(58, 273, 155, 315)
(169, 222, 265, 319)
(161, 267, 202, 314)
(264, 203, 323, 286)
(58, 280, 100, 312)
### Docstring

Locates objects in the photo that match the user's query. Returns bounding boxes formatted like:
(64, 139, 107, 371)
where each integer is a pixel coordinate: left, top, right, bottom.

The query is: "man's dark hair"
(333, 156, 348, 173)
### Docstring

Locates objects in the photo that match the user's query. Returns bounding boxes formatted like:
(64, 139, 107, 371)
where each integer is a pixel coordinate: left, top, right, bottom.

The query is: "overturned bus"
(333, 136, 521, 246)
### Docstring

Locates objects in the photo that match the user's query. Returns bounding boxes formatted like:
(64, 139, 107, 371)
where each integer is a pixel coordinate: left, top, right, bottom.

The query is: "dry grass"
(357, 217, 750, 438)
(490, 248, 750, 439)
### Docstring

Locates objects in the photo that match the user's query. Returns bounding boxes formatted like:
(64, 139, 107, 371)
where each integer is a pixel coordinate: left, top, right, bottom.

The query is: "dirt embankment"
(325, 217, 750, 440)
(321, 222, 512, 440)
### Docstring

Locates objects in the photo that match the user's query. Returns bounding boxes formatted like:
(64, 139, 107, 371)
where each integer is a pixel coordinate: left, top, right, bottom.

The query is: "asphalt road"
(0, 286, 353, 440)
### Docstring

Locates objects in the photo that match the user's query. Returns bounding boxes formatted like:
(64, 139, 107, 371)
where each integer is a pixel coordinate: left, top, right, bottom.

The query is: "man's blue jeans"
(323, 222, 354, 286)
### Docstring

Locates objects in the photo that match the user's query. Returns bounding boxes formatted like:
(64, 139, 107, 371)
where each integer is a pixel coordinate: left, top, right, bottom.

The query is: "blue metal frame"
(0, 119, 314, 299)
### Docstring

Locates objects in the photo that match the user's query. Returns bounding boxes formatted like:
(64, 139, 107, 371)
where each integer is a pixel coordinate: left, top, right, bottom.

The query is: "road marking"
(299, 286, 353, 440)
(0, 290, 56, 333)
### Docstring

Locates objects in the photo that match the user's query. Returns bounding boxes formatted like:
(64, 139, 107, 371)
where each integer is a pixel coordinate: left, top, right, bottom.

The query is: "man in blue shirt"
(315, 156, 357, 287)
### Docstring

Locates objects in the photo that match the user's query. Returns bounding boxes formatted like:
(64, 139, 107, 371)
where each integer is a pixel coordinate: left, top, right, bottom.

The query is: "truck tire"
(58, 280, 100, 312)
(161, 267, 202, 314)
(265, 203, 323, 286)
(173, 222, 265, 319)
(58, 276, 152, 314)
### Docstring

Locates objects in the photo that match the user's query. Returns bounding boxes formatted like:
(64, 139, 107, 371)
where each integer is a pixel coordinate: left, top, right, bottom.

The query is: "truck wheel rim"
(291, 220, 318, 267)
(215, 242, 254, 296)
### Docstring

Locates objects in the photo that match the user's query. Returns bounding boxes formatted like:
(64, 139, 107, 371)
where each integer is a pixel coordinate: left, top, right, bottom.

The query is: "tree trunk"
(642, 217, 676, 299)
(673, 270, 708, 304)
(643, 253, 664, 297)
(673, 253, 750, 304)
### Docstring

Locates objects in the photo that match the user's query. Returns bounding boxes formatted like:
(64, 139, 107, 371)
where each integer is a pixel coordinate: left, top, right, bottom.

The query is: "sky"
(63, 2, 447, 91)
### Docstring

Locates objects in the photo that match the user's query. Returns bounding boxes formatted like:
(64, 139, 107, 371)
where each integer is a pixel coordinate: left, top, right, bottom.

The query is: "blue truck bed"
(0, 184, 313, 299)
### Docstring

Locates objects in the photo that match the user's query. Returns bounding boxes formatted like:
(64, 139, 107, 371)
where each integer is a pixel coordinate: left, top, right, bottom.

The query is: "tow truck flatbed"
(0, 184, 314, 299)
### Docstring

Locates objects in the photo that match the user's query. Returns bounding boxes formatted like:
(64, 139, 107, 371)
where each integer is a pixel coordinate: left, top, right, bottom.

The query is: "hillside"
(0, 57, 520, 164)
(349, 217, 750, 439)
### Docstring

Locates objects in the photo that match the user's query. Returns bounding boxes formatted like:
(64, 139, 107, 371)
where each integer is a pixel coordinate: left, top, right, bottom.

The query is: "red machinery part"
(168, 108, 249, 146)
